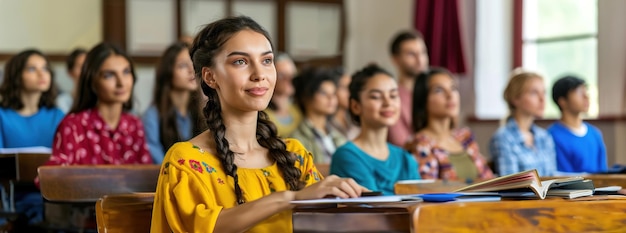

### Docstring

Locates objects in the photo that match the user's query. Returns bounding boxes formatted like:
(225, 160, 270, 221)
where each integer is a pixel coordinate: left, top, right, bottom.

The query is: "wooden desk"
(293, 198, 626, 233)
(293, 203, 419, 233)
(413, 198, 626, 232)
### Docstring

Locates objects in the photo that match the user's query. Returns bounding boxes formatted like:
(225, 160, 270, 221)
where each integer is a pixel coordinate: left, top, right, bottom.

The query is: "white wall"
(343, 0, 414, 75)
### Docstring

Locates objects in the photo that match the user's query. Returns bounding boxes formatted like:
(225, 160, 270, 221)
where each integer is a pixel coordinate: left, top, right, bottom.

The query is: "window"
(522, 0, 598, 118)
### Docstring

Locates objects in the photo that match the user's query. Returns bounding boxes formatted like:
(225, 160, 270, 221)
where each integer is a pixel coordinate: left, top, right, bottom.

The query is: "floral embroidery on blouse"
(177, 159, 185, 165)
(296, 154, 304, 166)
(192, 145, 204, 153)
(305, 169, 321, 182)
(189, 160, 202, 173)
(217, 178, 225, 185)
(202, 161, 216, 173)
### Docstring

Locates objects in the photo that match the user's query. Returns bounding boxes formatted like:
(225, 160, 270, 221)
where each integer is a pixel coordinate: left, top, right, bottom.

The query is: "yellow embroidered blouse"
(150, 139, 322, 233)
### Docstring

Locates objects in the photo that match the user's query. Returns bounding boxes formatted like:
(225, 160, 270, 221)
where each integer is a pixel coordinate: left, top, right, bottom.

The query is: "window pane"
(523, 0, 597, 40)
(523, 38, 598, 118)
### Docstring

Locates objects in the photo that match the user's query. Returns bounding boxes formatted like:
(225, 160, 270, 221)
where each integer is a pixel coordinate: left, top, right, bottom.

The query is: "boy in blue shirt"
(548, 76, 607, 173)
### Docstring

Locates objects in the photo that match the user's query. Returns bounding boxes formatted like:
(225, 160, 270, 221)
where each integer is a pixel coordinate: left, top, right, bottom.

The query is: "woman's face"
(514, 77, 545, 118)
(426, 73, 459, 119)
(94, 54, 134, 105)
(171, 49, 197, 91)
(21, 54, 51, 93)
(336, 74, 351, 110)
(308, 80, 338, 116)
(351, 73, 400, 128)
(204, 29, 276, 112)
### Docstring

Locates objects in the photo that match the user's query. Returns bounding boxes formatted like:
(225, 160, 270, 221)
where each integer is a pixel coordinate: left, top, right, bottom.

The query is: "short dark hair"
(66, 48, 87, 71)
(292, 67, 337, 115)
(348, 63, 393, 125)
(551, 75, 586, 110)
(0, 49, 58, 110)
(390, 30, 424, 56)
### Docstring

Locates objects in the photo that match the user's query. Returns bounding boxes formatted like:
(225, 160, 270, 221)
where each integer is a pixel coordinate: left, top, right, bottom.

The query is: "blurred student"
(142, 42, 205, 164)
(330, 66, 360, 140)
(56, 48, 87, 113)
(405, 68, 493, 181)
(490, 70, 556, 176)
(291, 67, 346, 164)
(387, 30, 429, 147)
(331, 64, 419, 195)
(45, 42, 152, 166)
(548, 75, 607, 173)
(0, 49, 64, 148)
(264, 52, 302, 137)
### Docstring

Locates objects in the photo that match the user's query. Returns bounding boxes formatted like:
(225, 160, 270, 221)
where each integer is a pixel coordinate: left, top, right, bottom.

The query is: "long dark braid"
(191, 16, 305, 205)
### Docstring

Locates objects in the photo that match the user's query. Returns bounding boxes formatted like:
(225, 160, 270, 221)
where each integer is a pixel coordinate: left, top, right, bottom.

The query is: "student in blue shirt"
(142, 42, 206, 164)
(548, 76, 607, 173)
(0, 49, 64, 148)
(490, 70, 557, 177)
(330, 64, 420, 195)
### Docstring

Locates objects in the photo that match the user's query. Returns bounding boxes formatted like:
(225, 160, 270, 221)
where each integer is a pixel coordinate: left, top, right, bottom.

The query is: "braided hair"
(190, 16, 305, 205)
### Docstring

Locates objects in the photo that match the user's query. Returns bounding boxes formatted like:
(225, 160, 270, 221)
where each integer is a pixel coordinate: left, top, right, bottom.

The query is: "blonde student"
(150, 16, 366, 233)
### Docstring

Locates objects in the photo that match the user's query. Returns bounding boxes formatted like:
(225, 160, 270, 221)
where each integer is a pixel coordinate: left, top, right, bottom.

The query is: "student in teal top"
(330, 64, 420, 195)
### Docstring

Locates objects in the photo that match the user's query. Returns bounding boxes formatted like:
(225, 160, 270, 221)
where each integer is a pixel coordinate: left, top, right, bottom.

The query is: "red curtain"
(414, 0, 466, 74)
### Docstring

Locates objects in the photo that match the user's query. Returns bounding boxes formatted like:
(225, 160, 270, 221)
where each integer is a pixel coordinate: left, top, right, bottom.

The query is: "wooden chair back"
(413, 199, 626, 232)
(38, 165, 161, 202)
(96, 193, 154, 233)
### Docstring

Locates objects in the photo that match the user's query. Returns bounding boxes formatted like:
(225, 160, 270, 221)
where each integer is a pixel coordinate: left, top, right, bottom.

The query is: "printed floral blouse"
(405, 127, 494, 181)
(150, 138, 322, 233)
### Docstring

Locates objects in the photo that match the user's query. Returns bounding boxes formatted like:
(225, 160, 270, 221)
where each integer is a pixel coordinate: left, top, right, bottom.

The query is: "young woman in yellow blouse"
(151, 16, 366, 233)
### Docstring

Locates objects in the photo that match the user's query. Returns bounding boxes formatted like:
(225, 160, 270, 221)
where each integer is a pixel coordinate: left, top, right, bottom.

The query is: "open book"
(455, 169, 594, 199)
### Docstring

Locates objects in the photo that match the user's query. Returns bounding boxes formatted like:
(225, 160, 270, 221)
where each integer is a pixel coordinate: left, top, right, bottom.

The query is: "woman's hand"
(294, 175, 369, 200)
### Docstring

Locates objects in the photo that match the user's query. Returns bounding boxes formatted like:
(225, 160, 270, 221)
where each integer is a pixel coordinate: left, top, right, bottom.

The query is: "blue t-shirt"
(0, 107, 64, 148)
(330, 142, 420, 195)
(548, 122, 607, 173)
(142, 105, 193, 164)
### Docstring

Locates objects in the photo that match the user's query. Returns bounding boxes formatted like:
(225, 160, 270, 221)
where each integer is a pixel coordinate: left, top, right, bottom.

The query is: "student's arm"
(329, 146, 379, 192)
(490, 135, 518, 176)
(141, 107, 165, 164)
(159, 164, 364, 233)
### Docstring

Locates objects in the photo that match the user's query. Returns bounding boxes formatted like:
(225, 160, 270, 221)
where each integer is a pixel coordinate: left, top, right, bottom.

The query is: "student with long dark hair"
(330, 64, 419, 195)
(44, 43, 152, 165)
(405, 68, 493, 181)
(142, 42, 205, 164)
(151, 16, 365, 232)
(0, 49, 64, 148)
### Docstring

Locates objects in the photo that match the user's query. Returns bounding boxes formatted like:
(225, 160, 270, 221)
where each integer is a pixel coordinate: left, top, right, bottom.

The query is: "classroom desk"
(293, 197, 626, 233)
